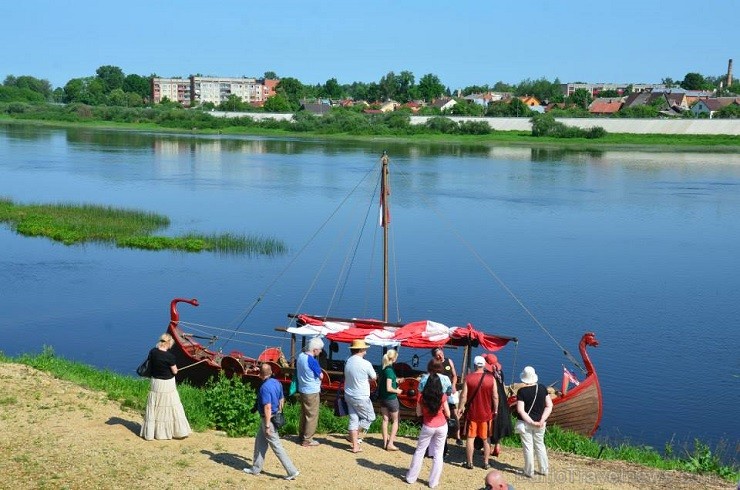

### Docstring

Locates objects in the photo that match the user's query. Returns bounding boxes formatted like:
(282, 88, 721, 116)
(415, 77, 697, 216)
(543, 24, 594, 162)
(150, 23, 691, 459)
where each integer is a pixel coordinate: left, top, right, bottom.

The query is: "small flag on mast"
(563, 366, 580, 386)
(379, 151, 390, 227)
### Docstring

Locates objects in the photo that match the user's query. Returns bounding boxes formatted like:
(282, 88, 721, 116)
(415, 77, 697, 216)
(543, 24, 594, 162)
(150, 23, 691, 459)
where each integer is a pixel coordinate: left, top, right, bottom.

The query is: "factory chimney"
(728, 59, 733, 87)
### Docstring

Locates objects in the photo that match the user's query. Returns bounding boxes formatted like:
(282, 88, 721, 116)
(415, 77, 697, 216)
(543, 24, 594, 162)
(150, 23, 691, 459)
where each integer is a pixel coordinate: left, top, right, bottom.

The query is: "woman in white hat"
(515, 366, 552, 478)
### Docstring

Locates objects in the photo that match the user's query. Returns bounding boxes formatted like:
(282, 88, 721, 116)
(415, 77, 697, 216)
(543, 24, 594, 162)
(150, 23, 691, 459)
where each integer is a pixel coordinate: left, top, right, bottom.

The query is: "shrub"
(425, 116, 458, 134)
(458, 120, 491, 135)
(203, 373, 260, 437)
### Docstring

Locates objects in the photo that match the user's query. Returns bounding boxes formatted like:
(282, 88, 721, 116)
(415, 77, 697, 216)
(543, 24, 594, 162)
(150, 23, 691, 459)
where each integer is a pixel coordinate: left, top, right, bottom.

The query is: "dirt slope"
(0, 363, 732, 490)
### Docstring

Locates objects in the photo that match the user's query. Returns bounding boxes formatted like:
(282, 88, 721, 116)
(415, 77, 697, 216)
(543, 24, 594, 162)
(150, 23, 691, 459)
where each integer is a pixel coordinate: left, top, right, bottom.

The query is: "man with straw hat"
(343, 339, 377, 453)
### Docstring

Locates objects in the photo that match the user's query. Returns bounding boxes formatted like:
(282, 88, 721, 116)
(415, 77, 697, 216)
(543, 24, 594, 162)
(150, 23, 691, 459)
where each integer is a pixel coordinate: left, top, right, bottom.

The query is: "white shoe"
(284, 471, 300, 480)
(243, 468, 258, 475)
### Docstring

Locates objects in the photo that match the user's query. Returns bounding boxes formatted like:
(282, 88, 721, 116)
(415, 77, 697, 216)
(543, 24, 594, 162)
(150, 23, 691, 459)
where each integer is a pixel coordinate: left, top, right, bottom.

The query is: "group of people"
(139, 333, 551, 485)
(295, 338, 551, 486)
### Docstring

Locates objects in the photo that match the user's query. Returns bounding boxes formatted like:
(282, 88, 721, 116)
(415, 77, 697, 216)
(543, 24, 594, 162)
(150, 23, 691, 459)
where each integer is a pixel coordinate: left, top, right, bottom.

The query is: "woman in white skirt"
(140, 333, 192, 440)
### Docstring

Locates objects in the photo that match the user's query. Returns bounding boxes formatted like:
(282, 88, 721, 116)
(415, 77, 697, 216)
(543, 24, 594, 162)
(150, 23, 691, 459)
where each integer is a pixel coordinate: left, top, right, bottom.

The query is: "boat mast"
(381, 150, 390, 323)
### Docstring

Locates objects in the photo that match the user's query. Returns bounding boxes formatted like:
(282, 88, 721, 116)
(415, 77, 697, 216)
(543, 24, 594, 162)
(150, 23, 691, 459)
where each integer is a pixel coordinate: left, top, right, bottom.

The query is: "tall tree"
(122, 74, 151, 99)
(378, 71, 398, 101)
(263, 71, 278, 80)
(275, 77, 305, 110)
(322, 78, 342, 99)
(95, 65, 125, 93)
(396, 70, 415, 103)
(417, 73, 445, 102)
(568, 88, 592, 109)
(680, 72, 707, 91)
(3, 75, 53, 99)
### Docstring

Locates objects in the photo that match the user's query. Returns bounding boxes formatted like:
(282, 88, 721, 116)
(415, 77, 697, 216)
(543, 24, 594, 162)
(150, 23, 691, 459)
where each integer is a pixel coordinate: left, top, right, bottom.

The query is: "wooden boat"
(548, 332, 602, 437)
(165, 151, 603, 436)
(507, 332, 602, 437)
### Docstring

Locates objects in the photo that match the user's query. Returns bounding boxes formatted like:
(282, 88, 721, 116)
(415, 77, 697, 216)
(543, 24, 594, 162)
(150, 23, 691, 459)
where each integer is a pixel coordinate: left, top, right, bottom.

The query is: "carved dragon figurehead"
(579, 332, 599, 375)
(170, 298, 199, 324)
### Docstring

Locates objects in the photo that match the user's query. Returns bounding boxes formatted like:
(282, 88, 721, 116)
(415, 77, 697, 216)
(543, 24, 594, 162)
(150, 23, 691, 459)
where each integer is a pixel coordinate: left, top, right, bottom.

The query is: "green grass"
(1, 348, 737, 482)
(0, 198, 286, 255)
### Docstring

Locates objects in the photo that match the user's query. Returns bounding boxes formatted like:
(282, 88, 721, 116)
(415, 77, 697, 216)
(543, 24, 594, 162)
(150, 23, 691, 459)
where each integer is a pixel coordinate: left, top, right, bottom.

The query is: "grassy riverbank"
(2, 348, 736, 482)
(2, 112, 739, 151)
(0, 198, 286, 255)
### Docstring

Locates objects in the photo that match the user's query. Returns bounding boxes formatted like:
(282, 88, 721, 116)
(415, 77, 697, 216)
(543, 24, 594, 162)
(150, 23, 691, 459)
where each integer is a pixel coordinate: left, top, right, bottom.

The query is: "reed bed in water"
(0, 198, 286, 255)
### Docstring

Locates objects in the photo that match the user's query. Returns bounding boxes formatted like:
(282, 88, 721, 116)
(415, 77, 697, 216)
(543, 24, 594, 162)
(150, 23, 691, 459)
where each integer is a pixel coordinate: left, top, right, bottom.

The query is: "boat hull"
(549, 373, 602, 437)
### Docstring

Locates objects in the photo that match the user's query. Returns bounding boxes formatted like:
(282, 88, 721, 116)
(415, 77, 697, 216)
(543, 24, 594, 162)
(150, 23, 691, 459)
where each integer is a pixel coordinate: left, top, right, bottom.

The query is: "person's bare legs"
(482, 438, 491, 468)
(465, 436, 475, 467)
(380, 406, 390, 448)
(387, 410, 399, 450)
(348, 429, 361, 452)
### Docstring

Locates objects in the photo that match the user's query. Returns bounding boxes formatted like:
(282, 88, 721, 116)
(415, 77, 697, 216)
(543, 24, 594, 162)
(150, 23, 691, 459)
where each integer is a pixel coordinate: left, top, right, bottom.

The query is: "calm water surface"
(1, 124, 738, 460)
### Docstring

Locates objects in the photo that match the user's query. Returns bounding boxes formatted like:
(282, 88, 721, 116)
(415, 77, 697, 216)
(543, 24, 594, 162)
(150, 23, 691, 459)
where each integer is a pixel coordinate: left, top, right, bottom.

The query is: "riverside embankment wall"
(210, 111, 740, 135)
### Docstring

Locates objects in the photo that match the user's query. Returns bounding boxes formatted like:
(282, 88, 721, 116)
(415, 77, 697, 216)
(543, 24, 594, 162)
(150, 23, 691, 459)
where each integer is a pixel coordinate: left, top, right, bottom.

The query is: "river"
(0, 123, 738, 461)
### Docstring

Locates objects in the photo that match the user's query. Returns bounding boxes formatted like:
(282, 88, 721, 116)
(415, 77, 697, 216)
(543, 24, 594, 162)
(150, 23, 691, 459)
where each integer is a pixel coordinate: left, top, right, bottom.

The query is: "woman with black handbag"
(140, 333, 191, 440)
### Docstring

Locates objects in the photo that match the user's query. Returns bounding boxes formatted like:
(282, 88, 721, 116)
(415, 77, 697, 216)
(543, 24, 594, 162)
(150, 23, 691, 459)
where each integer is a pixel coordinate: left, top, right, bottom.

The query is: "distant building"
(561, 82, 664, 97)
(519, 96, 541, 107)
(588, 98, 623, 115)
(151, 78, 191, 106)
(464, 91, 510, 107)
(151, 76, 279, 107)
(191, 76, 266, 106)
(690, 97, 740, 118)
(430, 97, 456, 111)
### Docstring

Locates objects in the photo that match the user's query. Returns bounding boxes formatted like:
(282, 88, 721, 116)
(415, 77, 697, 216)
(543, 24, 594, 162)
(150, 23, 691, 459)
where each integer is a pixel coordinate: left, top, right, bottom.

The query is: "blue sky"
(1, 0, 737, 90)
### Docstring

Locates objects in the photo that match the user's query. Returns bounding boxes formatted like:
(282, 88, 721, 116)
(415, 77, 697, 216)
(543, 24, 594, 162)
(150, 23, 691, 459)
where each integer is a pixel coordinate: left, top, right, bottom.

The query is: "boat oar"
(178, 359, 208, 371)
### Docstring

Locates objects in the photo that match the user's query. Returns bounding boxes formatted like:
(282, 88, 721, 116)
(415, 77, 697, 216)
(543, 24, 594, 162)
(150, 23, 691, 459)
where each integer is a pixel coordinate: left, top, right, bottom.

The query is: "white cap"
(473, 355, 486, 367)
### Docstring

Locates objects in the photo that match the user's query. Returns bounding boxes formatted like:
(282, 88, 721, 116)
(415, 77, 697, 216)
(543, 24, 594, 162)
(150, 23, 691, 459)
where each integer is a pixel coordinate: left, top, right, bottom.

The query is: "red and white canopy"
(287, 314, 513, 351)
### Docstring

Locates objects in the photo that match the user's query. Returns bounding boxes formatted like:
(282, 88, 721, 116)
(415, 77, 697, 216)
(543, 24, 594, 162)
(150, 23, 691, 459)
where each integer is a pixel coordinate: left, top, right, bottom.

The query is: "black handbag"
(272, 411, 286, 430)
(136, 356, 151, 377)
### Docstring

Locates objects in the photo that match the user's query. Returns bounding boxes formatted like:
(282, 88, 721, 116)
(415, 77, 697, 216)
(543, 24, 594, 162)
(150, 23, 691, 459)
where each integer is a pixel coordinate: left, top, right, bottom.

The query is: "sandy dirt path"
(0, 363, 732, 489)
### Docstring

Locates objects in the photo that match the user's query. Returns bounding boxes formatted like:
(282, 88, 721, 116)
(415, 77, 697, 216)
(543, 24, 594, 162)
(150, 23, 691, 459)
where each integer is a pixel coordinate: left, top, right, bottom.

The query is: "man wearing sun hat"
(343, 339, 377, 453)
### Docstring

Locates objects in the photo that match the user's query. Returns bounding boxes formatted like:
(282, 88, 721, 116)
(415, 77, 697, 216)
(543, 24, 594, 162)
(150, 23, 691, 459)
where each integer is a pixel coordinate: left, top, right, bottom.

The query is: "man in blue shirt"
(297, 337, 324, 447)
(244, 363, 299, 480)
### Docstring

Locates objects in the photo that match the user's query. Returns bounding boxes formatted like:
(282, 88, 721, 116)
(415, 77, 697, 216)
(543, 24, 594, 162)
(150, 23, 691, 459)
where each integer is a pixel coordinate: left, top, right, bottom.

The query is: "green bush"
(425, 116, 458, 134)
(204, 373, 261, 437)
(458, 120, 491, 135)
(531, 113, 606, 139)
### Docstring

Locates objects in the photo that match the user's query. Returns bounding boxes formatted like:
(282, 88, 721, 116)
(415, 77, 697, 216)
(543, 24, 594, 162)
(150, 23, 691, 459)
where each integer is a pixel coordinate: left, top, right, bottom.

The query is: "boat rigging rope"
(285, 161, 380, 327)
(393, 166, 586, 374)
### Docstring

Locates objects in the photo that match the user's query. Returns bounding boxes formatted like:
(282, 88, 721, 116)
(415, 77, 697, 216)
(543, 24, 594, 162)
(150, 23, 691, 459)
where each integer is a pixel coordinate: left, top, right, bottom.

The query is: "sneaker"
(284, 471, 300, 481)
(455, 438, 463, 446)
(243, 468, 258, 475)
(302, 440, 320, 447)
(462, 462, 474, 470)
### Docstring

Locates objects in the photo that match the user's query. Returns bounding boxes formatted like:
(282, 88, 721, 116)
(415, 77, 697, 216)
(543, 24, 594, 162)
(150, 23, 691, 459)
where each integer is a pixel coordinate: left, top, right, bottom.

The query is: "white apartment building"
(192, 76, 265, 106)
(151, 78, 191, 105)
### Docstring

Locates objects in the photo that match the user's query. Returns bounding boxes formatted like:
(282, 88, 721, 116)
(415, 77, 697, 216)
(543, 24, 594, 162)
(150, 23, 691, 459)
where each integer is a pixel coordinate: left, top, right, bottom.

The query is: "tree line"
(3, 64, 738, 110)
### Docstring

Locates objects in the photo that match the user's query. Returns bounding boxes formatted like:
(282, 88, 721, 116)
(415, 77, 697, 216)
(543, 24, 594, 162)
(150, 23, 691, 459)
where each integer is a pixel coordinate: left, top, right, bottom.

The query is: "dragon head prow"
(581, 332, 599, 347)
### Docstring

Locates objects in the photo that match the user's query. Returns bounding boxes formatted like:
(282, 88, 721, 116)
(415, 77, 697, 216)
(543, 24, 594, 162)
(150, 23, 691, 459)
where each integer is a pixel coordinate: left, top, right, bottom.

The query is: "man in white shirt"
(343, 339, 377, 453)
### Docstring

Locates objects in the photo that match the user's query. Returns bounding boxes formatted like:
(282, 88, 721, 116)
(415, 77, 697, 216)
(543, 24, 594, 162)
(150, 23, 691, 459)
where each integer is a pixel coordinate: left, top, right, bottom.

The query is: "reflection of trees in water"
(530, 147, 605, 162)
(2, 124, 56, 142)
(59, 127, 497, 159)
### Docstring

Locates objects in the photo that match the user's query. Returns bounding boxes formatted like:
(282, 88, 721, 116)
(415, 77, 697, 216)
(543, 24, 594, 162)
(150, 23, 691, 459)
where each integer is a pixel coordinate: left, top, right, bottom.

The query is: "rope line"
(393, 166, 585, 374)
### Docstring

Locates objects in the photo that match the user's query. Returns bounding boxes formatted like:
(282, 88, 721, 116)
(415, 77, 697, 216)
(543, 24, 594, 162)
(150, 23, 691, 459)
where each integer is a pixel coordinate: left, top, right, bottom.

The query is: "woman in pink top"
(406, 373, 450, 488)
